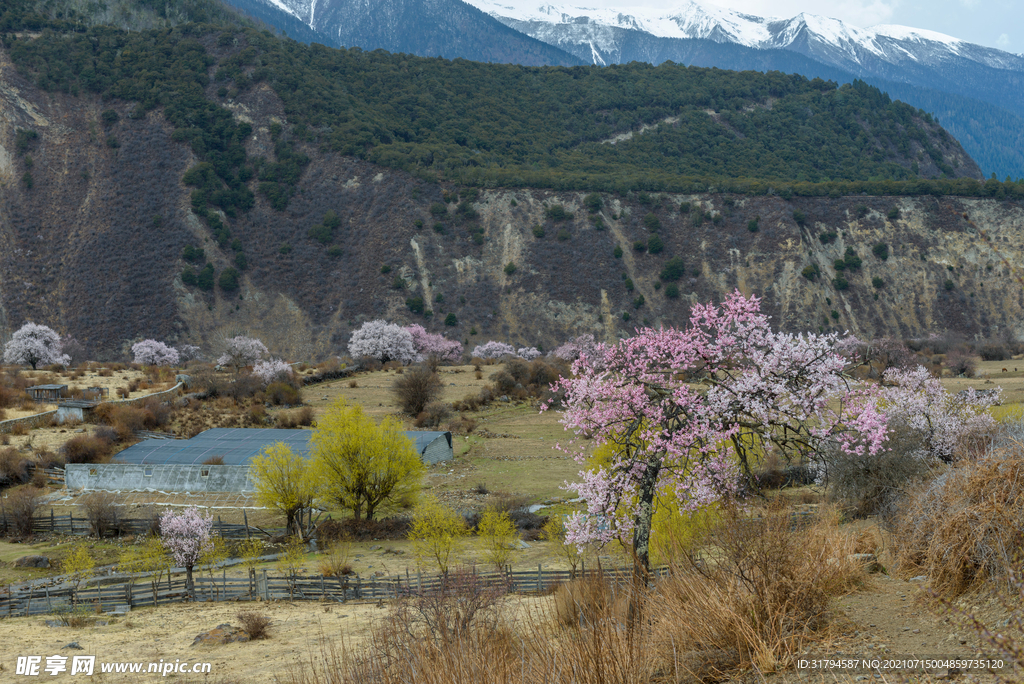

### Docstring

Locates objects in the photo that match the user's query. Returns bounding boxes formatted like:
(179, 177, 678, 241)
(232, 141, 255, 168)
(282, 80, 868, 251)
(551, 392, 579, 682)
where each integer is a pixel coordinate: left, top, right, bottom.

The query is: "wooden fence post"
(50, 508, 55, 533)
(537, 564, 543, 593)
(243, 510, 251, 540)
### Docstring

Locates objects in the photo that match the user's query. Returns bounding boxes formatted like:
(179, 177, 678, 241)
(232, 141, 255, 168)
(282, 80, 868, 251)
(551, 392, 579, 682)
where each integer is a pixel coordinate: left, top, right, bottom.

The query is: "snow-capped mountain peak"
(463, 0, 1000, 68)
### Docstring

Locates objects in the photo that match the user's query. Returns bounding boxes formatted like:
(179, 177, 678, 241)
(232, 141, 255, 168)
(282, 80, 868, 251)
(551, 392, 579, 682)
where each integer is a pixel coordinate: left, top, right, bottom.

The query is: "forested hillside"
(2, 1, 1023, 357)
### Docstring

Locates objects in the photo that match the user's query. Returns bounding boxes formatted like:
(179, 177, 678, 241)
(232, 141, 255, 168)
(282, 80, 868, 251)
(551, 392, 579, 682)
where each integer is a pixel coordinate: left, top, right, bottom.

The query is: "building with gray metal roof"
(65, 428, 453, 493)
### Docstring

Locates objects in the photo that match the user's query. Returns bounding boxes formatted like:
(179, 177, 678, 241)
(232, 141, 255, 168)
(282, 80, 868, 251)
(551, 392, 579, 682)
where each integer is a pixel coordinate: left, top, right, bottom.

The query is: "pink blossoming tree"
(552, 291, 886, 583)
(471, 341, 515, 359)
(517, 347, 542, 361)
(348, 321, 417, 364)
(552, 334, 604, 362)
(406, 324, 463, 363)
(160, 507, 213, 599)
(131, 339, 180, 366)
(876, 366, 1000, 462)
(253, 358, 294, 385)
(3, 322, 69, 369)
(217, 336, 269, 372)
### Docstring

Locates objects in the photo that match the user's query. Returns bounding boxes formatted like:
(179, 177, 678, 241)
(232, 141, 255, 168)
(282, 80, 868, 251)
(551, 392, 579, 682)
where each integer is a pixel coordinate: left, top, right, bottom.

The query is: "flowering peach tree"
(218, 335, 269, 372)
(3, 322, 69, 369)
(551, 291, 886, 577)
(406, 324, 463, 363)
(131, 339, 179, 366)
(160, 506, 213, 599)
(877, 365, 1000, 462)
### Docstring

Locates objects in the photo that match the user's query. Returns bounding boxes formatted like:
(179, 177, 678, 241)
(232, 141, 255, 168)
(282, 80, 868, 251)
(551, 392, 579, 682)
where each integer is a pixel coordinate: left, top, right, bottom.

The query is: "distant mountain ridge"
(464, 0, 1024, 178)
(223, 0, 583, 65)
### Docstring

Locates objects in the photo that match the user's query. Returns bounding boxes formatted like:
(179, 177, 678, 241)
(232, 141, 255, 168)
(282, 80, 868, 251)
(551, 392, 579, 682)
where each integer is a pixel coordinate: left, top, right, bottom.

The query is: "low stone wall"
(0, 409, 59, 434)
(109, 382, 183, 407)
(66, 463, 253, 493)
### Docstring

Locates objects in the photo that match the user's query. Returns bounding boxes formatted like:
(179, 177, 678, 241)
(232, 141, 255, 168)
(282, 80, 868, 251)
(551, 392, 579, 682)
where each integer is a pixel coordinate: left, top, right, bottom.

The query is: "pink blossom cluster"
(159, 506, 212, 570)
(2, 322, 70, 369)
(552, 334, 605, 362)
(178, 344, 203, 362)
(131, 339, 180, 366)
(471, 341, 516, 359)
(348, 320, 417, 364)
(552, 291, 887, 549)
(252, 358, 294, 385)
(517, 347, 542, 361)
(877, 365, 1000, 461)
(405, 324, 463, 363)
(217, 336, 269, 370)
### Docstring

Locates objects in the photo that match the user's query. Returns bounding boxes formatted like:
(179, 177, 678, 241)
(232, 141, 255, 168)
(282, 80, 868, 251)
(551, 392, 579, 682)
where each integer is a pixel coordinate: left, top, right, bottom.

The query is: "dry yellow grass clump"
(290, 503, 867, 684)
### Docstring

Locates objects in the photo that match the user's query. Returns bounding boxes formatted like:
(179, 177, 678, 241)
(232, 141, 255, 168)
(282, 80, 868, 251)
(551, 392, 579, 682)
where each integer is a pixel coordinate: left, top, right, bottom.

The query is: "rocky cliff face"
(2, 46, 1022, 360)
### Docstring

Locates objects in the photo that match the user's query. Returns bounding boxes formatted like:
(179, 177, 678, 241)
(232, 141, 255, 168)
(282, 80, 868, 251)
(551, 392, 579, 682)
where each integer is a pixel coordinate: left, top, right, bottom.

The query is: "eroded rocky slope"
(2, 46, 1022, 359)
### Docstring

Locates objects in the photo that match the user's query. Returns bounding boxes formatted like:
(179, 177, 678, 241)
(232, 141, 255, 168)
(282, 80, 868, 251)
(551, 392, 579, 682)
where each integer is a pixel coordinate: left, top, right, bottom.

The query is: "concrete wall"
(422, 435, 453, 465)
(66, 463, 253, 492)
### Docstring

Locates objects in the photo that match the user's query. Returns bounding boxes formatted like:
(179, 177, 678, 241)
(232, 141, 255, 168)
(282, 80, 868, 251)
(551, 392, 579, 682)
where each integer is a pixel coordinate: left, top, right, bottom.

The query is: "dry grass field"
(0, 355, 1021, 683)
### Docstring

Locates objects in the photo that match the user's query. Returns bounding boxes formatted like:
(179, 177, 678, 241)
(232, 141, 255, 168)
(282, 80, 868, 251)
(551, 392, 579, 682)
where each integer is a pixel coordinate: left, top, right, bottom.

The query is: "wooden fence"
(0, 510, 284, 540)
(0, 565, 668, 618)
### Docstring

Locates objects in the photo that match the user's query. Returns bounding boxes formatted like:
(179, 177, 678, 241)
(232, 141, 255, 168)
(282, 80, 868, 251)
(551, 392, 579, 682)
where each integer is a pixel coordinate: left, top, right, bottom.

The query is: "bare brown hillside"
(1, 45, 1021, 359)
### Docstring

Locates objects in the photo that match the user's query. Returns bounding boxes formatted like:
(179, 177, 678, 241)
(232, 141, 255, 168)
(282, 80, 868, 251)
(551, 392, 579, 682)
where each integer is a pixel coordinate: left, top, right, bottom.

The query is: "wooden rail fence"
(0, 565, 669, 618)
(0, 510, 284, 540)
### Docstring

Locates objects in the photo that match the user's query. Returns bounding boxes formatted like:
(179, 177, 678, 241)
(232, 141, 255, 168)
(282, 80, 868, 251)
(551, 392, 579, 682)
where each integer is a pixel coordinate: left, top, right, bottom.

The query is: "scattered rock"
(849, 553, 883, 573)
(909, 575, 927, 582)
(13, 555, 50, 568)
(369, 545, 382, 551)
(192, 624, 250, 646)
(62, 642, 83, 650)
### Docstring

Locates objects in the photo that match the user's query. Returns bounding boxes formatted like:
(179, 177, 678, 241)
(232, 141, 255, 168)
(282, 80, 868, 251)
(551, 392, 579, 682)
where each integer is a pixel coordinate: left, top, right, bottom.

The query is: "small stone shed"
(65, 427, 454, 493)
(27, 384, 68, 402)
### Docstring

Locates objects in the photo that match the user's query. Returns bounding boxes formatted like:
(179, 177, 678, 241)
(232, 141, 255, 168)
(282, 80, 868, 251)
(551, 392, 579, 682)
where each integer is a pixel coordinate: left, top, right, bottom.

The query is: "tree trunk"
(628, 452, 662, 626)
(185, 565, 195, 600)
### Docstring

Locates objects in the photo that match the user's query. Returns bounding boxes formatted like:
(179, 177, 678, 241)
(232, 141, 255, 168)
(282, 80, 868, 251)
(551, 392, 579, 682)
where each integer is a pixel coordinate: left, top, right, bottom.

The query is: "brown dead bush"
(276, 406, 315, 429)
(414, 401, 451, 429)
(81, 492, 122, 537)
(266, 382, 302, 406)
(237, 610, 271, 640)
(891, 448, 1024, 596)
(5, 485, 42, 537)
(61, 434, 113, 464)
(0, 447, 30, 487)
(393, 365, 443, 415)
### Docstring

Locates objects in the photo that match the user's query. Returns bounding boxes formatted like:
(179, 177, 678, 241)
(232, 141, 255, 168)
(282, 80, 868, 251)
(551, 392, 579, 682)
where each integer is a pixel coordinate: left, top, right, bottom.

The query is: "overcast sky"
(585, 0, 1023, 54)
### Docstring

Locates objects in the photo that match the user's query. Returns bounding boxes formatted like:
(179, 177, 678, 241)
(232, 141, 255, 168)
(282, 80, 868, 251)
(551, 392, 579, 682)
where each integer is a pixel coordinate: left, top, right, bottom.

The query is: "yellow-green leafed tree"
(249, 441, 317, 534)
(311, 398, 424, 521)
(62, 543, 95, 600)
(410, 497, 467, 576)
(541, 515, 587, 578)
(478, 508, 518, 572)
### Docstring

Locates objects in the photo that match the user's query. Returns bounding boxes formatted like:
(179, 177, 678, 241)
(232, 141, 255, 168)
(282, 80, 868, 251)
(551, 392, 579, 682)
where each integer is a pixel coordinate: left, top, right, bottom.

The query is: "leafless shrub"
(6, 485, 42, 537)
(316, 541, 353, 577)
(414, 401, 451, 429)
(448, 415, 477, 435)
(237, 610, 271, 639)
(392, 365, 442, 415)
(891, 446, 1024, 596)
(81, 492, 122, 537)
(825, 422, 937, 518)
(0, 447, 30, 487)
(391, 567, 510, 647)
(61, 434, 113, 464)
(276, 406, 315, 429)
(945, 347, 977, 377)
